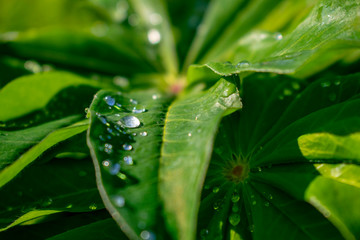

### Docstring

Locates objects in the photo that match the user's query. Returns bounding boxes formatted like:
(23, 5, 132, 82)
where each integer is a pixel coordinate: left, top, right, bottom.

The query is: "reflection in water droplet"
(118, 116, 141, 128)
(147, 29, 161, 44)
(229, 213, 240, 226)
(89, 203, 97, 210)
(124, 156, 133, 165)
(104, 96, 116, 106)
(123, 144, 133, 151)
(113, 195, 125, 207)
(236, 60, 250, 68)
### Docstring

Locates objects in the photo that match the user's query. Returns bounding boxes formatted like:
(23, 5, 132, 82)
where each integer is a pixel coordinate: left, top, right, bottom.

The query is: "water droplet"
(109, 163, 121, 175)
(124, 156, 133, 165)
(200, 229, 209, 238)
(213, 200, 222, 210)
(231, 192, 240, 202)
(236, 60, 250, 68)
(118, 116, 141, 128)
(132, 107, 145, 113)
(123, 144, 133, 151)
(321, 81, 331, 88)
(147, 28, 161, 44)
(257, 167, 262, 172)
(328, 93, 336, 102)
(104, 143, 113, 154)
(140, 131, 148, 136)
(149, 13, 162, 25)
(113, 76, 129, 88)
(118, 173, 127, 180)
(291, 82, 301, 90)
(248, 224, 255, 232)
(252, 201, 257, 205)
(264, 202, 270, 207)
(229, 213, 240, 226)
(89, 203, 97, 210)
(42, 198, 53, 207)
(283, 88, 292, 96)
(334, 80, 341, 85)
(274, 32, 283, 40)
(152, 94, 159, 100)
(140, 230, 155, 240)
(98, 115, 108, 125)
(188, 132, 192, 137)
(102, 160, 110, 167)
(24, 60, 42, 73)
(268, 194, 273, 200)
(104, 96, 115, 106)
(129, 99, 138, 104)
(66, 204, 73, 209)
(113, 195, 125, 207)
(212, 187, 219, 193)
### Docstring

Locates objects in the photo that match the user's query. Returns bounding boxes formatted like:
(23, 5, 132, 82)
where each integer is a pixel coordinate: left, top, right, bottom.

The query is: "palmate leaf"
(198, 73, 360, 240)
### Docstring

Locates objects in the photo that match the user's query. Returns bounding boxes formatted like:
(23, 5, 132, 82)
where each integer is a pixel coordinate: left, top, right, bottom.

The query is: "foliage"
(0, 0, 360, 239)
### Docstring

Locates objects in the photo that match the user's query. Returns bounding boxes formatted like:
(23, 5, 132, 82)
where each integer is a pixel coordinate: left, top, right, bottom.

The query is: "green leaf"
(160, 78, 242, 240)
(0, 29, 155, 76)
(0, 157, 104, 231)
(47, 218, 128, 240)
(188, 0, 360, 84)
(87, 89, 171, 239)
(129, 0, 179, 75)
(198, 72, 360, 240)
(0, 118, 89, 188)
(0, 115, 81, 167)
(0, 71, 103, 122)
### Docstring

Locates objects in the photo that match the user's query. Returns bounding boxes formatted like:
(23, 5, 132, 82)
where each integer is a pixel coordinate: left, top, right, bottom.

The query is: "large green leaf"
(198, 72, 360, 240)
(188, 0, 360, 84)
(87, 89, 171, 239)
(0, 118, 89, 188)
(0, 71, 104, 122)
(0, 157, 104, 231)
(160, 78, 242, 240)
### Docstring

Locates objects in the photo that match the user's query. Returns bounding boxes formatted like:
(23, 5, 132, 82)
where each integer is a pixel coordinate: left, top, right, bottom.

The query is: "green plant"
(0, 0, 360, 239)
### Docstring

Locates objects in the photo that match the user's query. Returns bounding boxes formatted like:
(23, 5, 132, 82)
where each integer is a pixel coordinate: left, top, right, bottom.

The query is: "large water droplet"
(123, 144, 133, 151)
(118, 116, 141, 128)
(236, 60, 250, 68)
(229, 213, 240, 226)
(113, 195, 125, 207)
(104, 96, 115, 106)
(124, 156, 133, 165)
(147, 29, 161, 44)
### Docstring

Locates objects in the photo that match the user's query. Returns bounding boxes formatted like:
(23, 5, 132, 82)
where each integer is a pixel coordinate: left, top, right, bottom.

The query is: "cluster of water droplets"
(94, 94, 159, 239)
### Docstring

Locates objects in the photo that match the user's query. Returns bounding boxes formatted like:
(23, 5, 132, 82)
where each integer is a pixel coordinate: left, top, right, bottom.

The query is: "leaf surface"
(160, 78, 242, 240)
